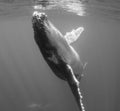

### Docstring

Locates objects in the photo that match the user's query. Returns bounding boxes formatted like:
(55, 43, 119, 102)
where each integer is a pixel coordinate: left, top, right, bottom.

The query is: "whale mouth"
(32, 11, 47, 29)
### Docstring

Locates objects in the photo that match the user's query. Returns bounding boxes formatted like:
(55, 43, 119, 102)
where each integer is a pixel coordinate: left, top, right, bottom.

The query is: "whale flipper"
(66, 65, 85, 111)
(64, 27, 84, 44)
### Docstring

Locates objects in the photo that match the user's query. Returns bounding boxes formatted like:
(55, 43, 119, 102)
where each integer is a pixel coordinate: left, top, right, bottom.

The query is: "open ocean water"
(0, 0, 120, 111)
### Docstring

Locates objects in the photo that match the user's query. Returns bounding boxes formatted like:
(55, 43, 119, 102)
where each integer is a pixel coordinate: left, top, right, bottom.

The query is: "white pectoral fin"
(67, 64, 79, 86)
(64, 27, 84, 44)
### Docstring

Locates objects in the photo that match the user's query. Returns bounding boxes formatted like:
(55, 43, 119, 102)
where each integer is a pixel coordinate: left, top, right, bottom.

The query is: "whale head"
(32, 11, 53, 49)
(32, 11, 47, 29)
(32, 11, 64, 47)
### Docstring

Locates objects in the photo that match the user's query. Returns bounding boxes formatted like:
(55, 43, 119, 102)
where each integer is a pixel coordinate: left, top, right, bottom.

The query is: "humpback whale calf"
(32, 11, 86, 111)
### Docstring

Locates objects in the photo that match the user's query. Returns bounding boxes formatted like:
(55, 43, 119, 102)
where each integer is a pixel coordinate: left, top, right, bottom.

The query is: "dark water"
(0, 0, 120, 111)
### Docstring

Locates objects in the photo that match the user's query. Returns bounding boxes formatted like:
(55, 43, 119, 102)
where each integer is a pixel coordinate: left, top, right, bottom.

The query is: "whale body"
(32, 11, 85, 111)
(32, 11, 86, 81)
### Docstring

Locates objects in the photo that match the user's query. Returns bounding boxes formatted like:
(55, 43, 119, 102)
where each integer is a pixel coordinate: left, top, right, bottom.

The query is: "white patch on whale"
(48, 52, 59, 64)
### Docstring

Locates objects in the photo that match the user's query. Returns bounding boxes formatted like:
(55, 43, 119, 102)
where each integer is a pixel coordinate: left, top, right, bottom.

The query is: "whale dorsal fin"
(64, 27, 84, 44)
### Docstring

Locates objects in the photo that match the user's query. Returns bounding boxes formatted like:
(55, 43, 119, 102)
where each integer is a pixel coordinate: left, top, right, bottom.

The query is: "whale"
(32, 11, 86, 111)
